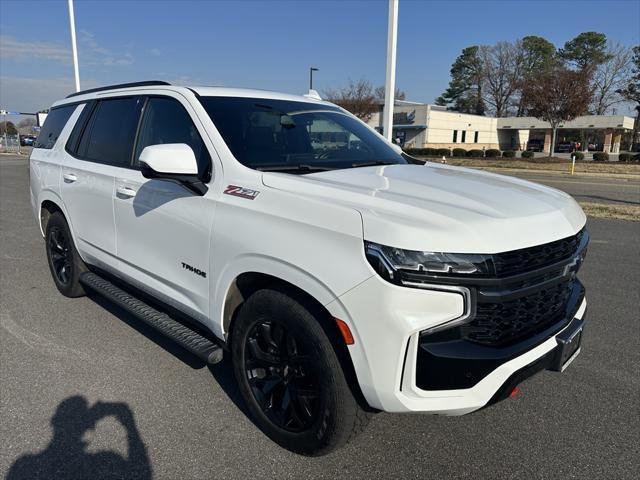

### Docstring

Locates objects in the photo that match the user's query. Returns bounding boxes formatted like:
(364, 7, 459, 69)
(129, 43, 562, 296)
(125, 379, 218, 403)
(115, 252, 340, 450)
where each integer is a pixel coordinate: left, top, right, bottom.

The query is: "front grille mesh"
(462, 280, 577, 346)
(492, 229, 586, 277)
(459, 228, 587, 347)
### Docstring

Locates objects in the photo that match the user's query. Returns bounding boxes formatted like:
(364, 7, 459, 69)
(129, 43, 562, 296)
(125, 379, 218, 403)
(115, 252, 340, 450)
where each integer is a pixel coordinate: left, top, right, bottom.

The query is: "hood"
(262, 163, 586, 253)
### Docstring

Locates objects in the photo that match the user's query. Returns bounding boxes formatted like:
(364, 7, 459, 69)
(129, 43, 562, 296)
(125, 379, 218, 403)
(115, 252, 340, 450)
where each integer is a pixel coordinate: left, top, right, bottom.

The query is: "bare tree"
(480, 41, 524, 117)
(374, 85, 406, 101)
(522, 66, 591, 157)
(617, 45, 640, 147)
(591, 43, 634, 115)
(18, 117, 36, 128)
(324, 79, 378, 121)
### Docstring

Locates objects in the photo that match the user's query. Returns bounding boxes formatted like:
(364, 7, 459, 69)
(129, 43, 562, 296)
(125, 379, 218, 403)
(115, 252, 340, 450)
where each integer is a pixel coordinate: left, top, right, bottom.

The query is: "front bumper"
(326, 274, 587, 415)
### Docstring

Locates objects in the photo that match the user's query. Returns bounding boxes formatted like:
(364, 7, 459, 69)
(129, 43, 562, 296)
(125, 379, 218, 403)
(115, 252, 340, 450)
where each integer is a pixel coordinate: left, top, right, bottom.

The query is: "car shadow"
(87, 291, 205, 369)
(6, 396, 152, 480)
(85, 291, 252, 418)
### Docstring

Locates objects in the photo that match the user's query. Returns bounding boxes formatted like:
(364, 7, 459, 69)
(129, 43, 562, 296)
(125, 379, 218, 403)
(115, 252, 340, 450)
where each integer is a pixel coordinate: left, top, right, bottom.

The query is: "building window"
(453, 130, 457, 143)
(461, 130, 466, 143)
(474, 131, 479, 143)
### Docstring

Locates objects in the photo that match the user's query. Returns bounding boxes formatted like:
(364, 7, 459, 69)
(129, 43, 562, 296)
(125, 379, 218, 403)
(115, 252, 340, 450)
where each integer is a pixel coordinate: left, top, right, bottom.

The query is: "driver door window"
(135, 97, 211, 181)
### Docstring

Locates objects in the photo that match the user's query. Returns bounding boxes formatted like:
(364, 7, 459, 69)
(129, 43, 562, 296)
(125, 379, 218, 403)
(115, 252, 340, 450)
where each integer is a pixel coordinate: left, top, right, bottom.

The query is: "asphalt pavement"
(498, 170, 640, 206)
(1, 155, 639, 479)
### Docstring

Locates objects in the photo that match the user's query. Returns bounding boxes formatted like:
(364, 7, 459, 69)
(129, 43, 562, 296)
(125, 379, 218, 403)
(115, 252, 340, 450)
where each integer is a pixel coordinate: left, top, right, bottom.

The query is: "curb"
(477, 167, 640, 181)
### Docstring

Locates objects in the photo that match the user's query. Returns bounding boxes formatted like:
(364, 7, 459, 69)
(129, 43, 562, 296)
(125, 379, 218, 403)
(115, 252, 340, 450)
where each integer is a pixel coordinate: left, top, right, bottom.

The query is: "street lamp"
(309, 67, 319, 90)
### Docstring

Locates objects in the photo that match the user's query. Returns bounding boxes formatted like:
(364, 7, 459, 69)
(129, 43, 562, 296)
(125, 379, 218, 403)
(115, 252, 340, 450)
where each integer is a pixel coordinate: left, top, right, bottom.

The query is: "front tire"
(45, 211, 87, 297)
(231, 289, 368, 456)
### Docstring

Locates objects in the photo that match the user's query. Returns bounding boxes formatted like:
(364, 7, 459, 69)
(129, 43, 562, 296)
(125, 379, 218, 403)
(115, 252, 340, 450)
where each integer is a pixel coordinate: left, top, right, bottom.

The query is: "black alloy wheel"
(244, 320, 321, 432)
(48, 226, 72, 286)
(45, 211, 86, 297)
(231, 288, 368, 455)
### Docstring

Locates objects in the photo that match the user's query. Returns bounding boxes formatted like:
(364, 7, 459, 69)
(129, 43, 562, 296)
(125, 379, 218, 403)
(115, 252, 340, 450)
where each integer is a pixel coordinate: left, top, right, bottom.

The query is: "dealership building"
(368, 101, 635, 153)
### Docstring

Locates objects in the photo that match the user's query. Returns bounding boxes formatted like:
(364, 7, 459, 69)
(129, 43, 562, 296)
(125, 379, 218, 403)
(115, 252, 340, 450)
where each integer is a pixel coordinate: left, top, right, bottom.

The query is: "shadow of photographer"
(7, 396, 152, 480)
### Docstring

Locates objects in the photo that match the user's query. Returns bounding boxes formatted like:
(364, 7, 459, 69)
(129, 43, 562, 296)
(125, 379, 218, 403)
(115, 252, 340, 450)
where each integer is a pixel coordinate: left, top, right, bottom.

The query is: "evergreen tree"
(436, 46, 485, 115)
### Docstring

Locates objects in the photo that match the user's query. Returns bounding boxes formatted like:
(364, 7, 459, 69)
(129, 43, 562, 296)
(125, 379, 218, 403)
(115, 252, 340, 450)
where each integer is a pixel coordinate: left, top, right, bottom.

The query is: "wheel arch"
(218, 266, 373, 410)
(38, 192, 70, 237)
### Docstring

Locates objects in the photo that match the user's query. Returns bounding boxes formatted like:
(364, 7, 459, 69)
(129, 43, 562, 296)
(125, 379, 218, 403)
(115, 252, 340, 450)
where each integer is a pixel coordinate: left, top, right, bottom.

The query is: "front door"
(112, 95, 215, 323)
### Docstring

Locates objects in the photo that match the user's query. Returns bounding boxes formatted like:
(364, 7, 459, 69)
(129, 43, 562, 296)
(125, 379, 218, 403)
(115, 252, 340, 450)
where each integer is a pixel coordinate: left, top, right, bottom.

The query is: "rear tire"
(231, 288, 368, 456)
(45, 211, 87, 298)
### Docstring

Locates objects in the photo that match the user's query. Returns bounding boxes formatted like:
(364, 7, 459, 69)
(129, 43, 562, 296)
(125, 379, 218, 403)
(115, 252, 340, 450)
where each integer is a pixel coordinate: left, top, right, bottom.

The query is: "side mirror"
(139, 144, 207, 195)
(390, 143, 403, 155)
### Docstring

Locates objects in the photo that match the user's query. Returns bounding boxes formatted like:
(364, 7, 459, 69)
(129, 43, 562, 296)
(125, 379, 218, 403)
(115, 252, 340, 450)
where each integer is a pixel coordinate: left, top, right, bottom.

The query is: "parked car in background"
(555, 142, 574, 153)
(20, 135, 36, 146)
(526, 139, 544, 152)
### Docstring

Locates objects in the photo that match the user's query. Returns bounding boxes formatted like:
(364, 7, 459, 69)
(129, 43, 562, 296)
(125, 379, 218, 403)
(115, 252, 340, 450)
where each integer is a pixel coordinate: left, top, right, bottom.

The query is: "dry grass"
(578, 202, 640, 222)
(418, 157, 640, 176)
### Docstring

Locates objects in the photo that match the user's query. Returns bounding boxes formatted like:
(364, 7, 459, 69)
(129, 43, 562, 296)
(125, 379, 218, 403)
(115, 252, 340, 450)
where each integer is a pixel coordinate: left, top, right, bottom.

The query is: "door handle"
(63, 173, 77, 183)
(116, 185, 137, 198)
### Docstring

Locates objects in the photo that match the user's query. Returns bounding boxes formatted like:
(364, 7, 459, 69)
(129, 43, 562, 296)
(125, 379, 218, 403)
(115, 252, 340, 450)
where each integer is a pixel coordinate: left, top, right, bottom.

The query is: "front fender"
(212, 253, 351, 338)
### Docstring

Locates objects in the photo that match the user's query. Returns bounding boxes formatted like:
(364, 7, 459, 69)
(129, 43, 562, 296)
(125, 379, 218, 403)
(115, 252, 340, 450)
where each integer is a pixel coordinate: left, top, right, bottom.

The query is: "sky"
(1, 0, 639, 116)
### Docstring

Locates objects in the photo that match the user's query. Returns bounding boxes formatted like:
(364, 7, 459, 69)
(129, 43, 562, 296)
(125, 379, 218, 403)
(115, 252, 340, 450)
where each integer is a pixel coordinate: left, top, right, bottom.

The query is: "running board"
(80, 272, 223, 364)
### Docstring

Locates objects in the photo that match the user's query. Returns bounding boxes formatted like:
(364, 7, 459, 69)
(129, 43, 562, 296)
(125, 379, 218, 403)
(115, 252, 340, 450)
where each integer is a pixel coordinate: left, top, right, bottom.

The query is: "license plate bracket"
(551, 318, 584, 372)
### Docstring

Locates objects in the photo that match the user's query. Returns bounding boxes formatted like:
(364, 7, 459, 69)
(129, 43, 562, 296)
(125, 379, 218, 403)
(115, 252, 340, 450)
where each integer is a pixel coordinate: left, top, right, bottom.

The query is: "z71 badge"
(223, 185, 260, 200)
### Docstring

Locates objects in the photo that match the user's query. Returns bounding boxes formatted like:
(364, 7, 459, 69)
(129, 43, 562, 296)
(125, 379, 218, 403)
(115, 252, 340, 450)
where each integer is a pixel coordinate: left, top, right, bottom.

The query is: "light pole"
(309, 67, 319, 90)
(382, 0, 398, 141)
(67, 0, 81, 92)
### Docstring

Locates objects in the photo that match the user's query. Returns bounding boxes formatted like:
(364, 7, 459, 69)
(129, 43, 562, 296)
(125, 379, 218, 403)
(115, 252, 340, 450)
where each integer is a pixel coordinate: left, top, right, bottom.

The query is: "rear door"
(61, 96, 143, 270)
(112, 94, 215, 323)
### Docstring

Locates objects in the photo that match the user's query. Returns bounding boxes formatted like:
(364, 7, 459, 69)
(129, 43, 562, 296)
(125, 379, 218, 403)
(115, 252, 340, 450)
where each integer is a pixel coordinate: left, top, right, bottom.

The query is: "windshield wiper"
(256, 164, 336, 173)
(350, 160, 396, 168)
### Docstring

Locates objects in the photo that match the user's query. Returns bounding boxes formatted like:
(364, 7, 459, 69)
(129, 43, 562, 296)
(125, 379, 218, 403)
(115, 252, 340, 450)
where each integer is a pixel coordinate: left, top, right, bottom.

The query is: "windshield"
(199, 97, 406, 172)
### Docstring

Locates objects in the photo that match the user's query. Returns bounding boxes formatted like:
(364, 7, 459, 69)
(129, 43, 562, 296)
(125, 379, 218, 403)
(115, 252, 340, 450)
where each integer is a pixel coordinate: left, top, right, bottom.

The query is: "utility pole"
(382, 0, 398, 141)
(68, 0, 81, 92)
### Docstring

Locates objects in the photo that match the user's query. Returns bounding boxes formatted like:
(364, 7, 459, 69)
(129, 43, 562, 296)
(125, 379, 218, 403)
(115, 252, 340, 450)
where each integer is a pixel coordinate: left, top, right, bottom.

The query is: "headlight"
(365, 241, 494, 285)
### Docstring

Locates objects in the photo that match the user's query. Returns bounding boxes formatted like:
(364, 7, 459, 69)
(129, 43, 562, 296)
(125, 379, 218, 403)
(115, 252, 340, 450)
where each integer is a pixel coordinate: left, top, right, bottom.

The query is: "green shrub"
(405, 148, 441, 156)
(467, 149, 484, 157)
(404, 148, 424, 156)
(633, 153, 640, 161)
(521, 150, 535, 158)
(452, 148, 467, 157)
(502, 150, 516, 158)
(593, 152, 609, 162)
(436, 148, 451, 157)
(572, 152, 585, 161)
(618, 153, 632, 162)
(485, 149, 501, 157)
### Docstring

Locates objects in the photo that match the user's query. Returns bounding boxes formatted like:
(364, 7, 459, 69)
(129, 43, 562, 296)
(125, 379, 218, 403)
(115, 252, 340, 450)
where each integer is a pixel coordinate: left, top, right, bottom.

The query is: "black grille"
(462, 280, 580, 346)
(492, 229, 586, 277)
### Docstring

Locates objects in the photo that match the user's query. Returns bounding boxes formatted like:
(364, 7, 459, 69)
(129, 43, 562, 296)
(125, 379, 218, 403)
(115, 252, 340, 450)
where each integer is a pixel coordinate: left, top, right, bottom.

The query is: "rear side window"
(34, 105, 76, 149)
(134, 97, 211, 181)
(77, 97, 142, 167)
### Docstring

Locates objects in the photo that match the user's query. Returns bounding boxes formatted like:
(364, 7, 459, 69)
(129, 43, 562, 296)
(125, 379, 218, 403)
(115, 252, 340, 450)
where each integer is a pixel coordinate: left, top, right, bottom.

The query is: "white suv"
(30, 81, 588, 455)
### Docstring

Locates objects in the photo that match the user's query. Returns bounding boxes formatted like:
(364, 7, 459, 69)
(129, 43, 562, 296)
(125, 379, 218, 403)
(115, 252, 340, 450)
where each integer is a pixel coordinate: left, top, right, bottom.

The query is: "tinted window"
(66, 101, 95, 154)
(78, 97, 142, 166)
(134, 97, 211, 180)
(34, 105, 77, 149)
(200, 97, 406, 171)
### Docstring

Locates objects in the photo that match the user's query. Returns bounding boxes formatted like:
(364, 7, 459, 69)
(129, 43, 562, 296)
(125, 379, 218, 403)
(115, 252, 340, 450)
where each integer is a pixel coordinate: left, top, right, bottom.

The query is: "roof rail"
(66, 80, 172, 99)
